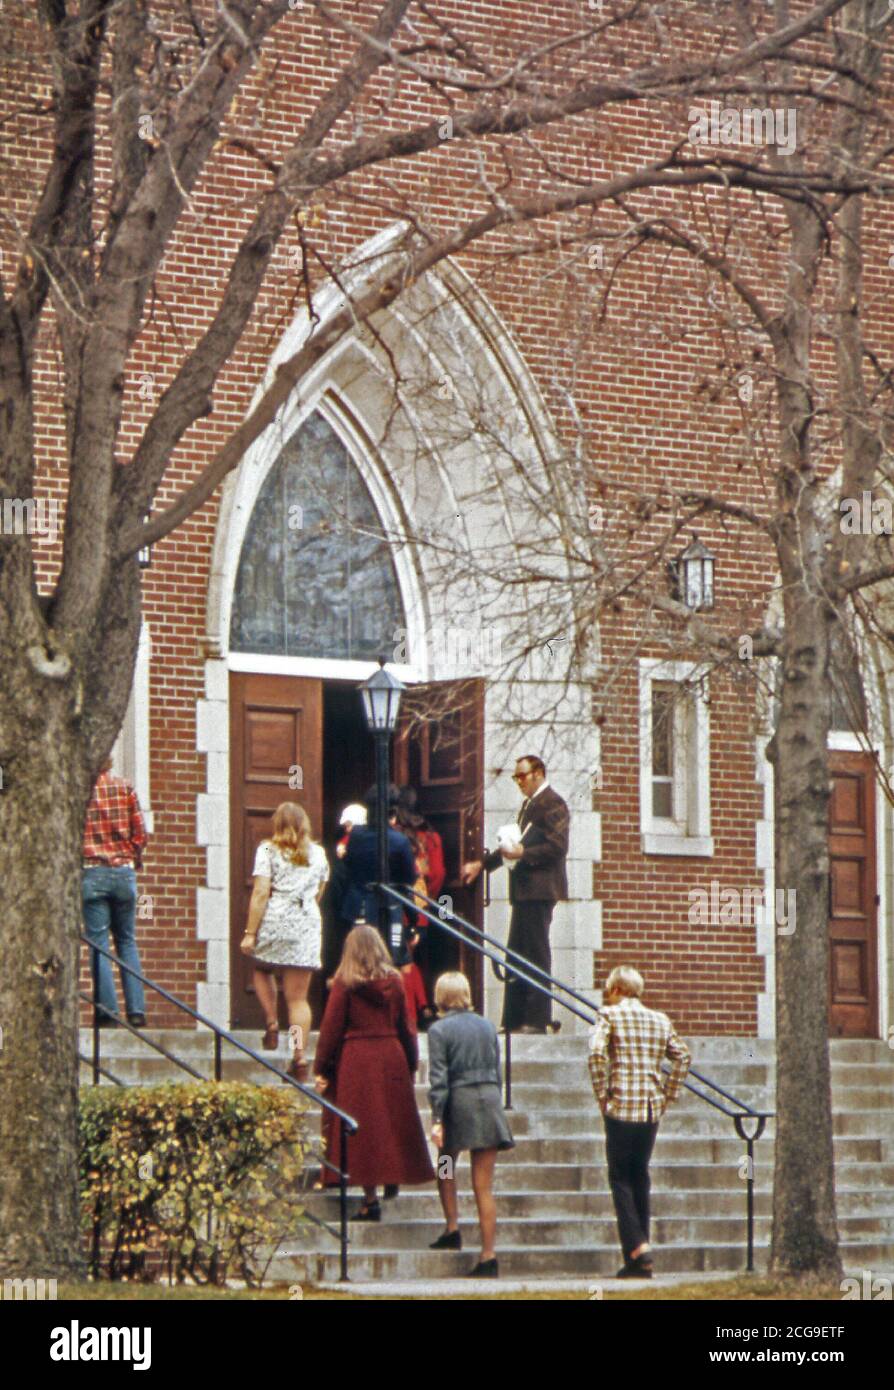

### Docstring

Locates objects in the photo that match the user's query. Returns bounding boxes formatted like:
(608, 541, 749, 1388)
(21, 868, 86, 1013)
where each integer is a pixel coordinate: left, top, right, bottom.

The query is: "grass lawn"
(53, 1275, 843, 1301)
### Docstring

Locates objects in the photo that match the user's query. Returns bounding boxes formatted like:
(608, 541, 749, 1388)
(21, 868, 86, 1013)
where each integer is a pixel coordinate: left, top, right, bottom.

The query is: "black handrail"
(80, 933, 356, 1282)
(381, 883, 772, 1273)
(400, 885, 772, 1121)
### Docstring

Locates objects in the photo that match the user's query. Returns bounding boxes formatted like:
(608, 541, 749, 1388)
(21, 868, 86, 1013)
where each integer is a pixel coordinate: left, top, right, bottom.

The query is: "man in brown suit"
(462, 755, 569, 1032)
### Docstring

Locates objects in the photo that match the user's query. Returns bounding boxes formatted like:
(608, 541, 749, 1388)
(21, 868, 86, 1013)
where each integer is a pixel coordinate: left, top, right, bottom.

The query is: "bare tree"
(0, 0, 880, 1280)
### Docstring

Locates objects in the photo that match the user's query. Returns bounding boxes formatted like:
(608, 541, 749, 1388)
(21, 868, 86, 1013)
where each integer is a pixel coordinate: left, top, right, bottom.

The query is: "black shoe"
(383, 1184, 400, 1200)
(127, 1013, 147, 1027)
(96, 1015, 119, 1028)
(547, 1020, 562, 1034)
(466, 1258, 498, 1278)
(350, 1202, 381, 1223)
(429, 1229, 462, 1250)
(616, 1255, 653, 1279)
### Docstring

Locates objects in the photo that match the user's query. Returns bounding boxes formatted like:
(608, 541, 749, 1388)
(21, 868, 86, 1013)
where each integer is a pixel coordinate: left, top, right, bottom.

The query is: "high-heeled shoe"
(262, 1022, 278, 1051)
(429, 1228, 462, 1250)
(351, 1201, 381, 1223)
(465, 1257, 498, 1278)
(287, 1056, 309, 1083)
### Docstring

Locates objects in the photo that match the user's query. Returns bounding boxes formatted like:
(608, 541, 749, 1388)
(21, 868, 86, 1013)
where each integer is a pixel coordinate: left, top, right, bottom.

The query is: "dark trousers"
(603, 1114, 659, 1260)
(502, 899, 554, 1030)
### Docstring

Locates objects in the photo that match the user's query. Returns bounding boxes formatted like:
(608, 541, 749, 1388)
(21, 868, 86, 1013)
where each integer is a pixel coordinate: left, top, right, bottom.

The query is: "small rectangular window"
(639, 659, 713, 857)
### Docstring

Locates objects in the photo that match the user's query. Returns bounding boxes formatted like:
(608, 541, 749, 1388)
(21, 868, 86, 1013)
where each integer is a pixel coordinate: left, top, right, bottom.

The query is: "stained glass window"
(230, 411, 406, 659)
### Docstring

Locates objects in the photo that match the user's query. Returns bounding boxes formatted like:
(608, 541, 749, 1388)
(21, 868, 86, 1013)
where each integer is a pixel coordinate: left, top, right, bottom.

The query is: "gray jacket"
(428, 1009, 502, 1122)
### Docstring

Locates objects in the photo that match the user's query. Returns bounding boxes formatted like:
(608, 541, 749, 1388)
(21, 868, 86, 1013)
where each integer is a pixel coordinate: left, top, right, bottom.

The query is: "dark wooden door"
(229, 672, 323, 1027)
(828, 751, 878, 1037)
(393, 679, 485, 1010)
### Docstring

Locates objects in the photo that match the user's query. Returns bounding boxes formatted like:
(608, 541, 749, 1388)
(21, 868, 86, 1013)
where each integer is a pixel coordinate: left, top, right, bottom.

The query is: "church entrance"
(228, 671, 484, 1029)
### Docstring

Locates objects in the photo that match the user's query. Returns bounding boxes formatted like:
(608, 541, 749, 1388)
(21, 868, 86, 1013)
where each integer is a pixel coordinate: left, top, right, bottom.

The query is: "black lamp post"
(358, 658, 405, 944)
(138, 512, 152, 569)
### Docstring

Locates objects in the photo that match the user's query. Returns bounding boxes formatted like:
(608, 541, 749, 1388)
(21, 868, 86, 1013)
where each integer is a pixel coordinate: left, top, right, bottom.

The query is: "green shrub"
(80, 1082, 310, 1286)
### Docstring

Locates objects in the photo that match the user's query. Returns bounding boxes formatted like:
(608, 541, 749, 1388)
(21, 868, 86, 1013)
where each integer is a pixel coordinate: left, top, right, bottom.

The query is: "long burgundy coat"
(315, 973, 435, 1189)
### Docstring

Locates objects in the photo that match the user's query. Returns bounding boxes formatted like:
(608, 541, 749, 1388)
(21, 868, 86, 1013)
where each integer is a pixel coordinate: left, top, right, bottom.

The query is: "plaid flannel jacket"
(588, 996, 691, 1123)
(82, 772, 148, 868)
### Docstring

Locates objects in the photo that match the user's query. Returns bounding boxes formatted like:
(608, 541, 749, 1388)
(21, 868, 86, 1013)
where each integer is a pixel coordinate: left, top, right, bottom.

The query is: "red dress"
(315, 974, 435, 1189)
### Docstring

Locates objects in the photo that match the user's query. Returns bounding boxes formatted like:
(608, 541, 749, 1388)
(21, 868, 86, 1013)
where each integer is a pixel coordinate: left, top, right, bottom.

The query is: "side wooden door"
(393, 678, 485, 1010)
(229, 672, 323, 1028)
(828, 751, 878, 1037)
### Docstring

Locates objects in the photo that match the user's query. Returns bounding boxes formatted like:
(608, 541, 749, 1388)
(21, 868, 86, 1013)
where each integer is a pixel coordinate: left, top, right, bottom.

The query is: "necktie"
(518, 798, 529, 827)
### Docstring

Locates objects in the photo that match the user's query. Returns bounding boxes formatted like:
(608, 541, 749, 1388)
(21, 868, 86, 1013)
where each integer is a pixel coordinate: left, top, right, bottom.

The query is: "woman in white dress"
(240, 802, 329, 1081)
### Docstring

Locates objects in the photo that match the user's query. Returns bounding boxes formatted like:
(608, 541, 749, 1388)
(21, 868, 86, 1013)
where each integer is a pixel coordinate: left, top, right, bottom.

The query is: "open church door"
(229, 672, 323, 1028)
(393, 679, 485, 1011)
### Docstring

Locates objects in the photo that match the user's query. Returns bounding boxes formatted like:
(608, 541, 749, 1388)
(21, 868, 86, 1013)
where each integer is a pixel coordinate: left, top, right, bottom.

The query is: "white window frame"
(639, 658, 713, 856)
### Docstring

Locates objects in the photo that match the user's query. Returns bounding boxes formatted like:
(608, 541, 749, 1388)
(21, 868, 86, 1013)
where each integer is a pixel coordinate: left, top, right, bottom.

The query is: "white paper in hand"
(497, 822, 523, 869)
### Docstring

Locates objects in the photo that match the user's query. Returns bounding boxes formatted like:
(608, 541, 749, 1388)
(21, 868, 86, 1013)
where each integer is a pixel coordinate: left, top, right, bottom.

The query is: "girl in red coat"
(314, 924, 435, 1220)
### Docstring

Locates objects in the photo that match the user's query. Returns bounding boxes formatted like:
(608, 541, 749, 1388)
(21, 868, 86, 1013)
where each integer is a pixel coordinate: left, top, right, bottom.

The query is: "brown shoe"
(262, 1023, 278, 1051)
(288, 1057, 310, 1083)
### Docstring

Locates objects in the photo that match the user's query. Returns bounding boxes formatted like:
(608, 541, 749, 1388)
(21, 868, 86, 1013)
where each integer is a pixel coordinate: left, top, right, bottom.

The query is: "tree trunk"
(768, 587, 842, 1282)
(0, 715, 90, 1279)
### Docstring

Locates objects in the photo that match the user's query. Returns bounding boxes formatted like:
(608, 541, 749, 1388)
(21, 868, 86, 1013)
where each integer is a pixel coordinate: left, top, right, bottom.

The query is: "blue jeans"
(82, 866, 146, 1018)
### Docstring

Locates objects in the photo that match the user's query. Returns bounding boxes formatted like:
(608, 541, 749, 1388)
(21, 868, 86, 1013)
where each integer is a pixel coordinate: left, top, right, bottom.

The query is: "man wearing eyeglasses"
(462, 756, 569, 1033)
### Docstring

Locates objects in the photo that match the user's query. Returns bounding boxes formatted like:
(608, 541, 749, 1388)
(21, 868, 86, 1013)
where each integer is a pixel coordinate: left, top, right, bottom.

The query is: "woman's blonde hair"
(336, 924, 398, 989)
(434, 971, 472, 1013)
(272, 801, 312, 866)
(605, 965, 644, 998)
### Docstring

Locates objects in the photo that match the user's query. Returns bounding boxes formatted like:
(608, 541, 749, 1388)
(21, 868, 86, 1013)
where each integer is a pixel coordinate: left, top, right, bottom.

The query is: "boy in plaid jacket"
(588, 966, 691, 1278)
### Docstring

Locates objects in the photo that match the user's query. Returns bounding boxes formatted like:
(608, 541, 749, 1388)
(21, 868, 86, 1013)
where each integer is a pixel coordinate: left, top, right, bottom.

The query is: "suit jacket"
(484, 783, 569, 903)
(587, 996, 691, 1123)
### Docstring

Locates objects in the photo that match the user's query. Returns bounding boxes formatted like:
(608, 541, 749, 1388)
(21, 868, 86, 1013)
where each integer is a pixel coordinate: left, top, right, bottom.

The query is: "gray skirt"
(443, 1082, 514, 1155)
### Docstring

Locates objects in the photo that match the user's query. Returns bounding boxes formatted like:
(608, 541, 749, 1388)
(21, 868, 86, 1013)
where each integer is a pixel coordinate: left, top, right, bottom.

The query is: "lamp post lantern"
(674, 535, 715, 611)
(359, 658, 405, 945)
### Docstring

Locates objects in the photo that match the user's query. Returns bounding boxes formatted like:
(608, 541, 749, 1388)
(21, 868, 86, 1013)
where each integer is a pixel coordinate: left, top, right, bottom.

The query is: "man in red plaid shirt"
(588, 965, 691, 1279)
(82, 758, 149, 1026)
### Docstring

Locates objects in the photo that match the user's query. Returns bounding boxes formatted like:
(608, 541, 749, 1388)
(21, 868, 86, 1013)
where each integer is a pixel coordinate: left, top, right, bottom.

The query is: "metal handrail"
(80, 933, 356, 1282)
(381, 883, 773, 1273)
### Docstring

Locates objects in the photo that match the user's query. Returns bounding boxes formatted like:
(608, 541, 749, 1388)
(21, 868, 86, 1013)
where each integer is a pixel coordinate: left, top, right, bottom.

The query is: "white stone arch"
(196, 225, 603, 1027)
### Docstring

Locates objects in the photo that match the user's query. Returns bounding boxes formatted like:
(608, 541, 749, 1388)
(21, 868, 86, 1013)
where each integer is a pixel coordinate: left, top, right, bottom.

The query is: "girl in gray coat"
(427, 972, 514, 1278)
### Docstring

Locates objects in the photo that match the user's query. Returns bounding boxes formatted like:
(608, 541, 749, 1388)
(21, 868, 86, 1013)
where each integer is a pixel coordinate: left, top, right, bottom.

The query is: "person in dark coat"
(427, 972, 514, 1278)
(314, 924, 435, 1220)
(462, 754, 569, 1032)
(340, 786, 417, 965)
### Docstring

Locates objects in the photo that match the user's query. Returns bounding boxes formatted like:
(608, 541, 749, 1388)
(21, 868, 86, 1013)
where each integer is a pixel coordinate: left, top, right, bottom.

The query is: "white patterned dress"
(250, 840, 330, 969)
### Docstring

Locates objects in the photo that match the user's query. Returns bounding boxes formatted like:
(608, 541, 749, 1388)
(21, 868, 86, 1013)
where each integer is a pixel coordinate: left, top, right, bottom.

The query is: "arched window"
(230, 411, 406, 659)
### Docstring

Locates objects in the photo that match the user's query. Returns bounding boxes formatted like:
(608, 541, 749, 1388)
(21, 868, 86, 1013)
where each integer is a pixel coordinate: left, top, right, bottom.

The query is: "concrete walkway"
(314, 1271, 739, 1298)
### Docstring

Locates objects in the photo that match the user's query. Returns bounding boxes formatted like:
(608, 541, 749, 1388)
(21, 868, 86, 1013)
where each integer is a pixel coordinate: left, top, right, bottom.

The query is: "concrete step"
(278, 1211, 894, 1253)
(78, 1029, 894, 1060)
(296, 1187, 894, 1221)
(467, 1160, 894, 1192)
(267, 1238, 894, 1283)
(498, 1134, 884, 1163)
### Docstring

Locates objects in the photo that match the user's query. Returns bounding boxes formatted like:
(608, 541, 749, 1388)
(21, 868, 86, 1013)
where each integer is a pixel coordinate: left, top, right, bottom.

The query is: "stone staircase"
(79, 1030, 894, 1284)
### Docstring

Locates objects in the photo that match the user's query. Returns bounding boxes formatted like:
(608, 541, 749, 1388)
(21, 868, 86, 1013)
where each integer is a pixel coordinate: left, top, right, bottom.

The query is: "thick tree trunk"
(768, 589, 842, 1282)
(0, 716, 90, 1279)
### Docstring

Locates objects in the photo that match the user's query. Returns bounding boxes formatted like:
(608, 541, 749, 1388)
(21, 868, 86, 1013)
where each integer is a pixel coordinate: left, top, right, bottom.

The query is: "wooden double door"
(229, 672, 484, 1029)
